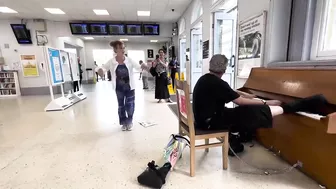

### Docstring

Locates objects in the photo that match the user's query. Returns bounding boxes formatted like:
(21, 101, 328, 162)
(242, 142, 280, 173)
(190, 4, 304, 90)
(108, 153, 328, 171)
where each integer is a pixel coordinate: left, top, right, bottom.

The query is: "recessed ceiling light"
(150, 40, 158, 43)
(44, 8, 65, 15)
(93, 9, 109, 15)
(137, 11, 150, 16)
(0, 7, 18, 13)
(84, 37, 94, 40)
(120, 39, 128, 41)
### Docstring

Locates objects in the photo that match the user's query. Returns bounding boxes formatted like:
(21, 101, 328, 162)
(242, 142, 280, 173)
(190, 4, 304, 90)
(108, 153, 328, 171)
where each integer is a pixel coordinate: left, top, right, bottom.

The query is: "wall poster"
(147, 49, 154, 59)
(68, 52, 80, 81)
(60, 50, 72, 82)
(47, 47, 64, 85)
(20, 55, 39, 77)
(202, 40, 210, 59)
(237, 11, 267, 78)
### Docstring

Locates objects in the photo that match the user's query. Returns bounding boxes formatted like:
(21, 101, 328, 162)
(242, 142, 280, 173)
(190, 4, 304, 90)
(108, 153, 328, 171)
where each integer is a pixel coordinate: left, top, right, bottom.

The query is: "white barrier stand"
(45, 96, 73, 111)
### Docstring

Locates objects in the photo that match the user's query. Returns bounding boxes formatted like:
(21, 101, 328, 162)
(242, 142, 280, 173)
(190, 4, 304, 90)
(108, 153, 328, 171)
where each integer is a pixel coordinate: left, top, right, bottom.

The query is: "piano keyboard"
(296, 112, 325, 120)
(252, 98, 325, 120)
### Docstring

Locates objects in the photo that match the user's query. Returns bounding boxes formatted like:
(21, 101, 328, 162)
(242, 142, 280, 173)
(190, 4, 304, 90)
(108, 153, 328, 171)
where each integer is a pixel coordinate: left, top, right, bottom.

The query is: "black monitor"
(108, 24, 126, 35)
(70, 23, 90, 35)
(10, 24, 32, 44)
(143, 24, 160, 35)
(126, 24, 142, 35)
(89, 23, 108, 35)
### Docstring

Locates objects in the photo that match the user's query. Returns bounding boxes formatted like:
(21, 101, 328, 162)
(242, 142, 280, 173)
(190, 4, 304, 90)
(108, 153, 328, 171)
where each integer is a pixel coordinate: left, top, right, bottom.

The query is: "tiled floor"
(0, 79, 321, 189)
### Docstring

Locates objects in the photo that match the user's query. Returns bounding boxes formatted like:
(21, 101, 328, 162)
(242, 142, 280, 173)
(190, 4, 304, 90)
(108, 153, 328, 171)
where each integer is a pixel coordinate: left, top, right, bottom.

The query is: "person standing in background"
(94, 61, 99, 82)
(169, 56, 179, 89)
(154, 49, 172, 103)
(139, 60, 149, 90)
(78, 58, 83, 86)
(103, 40, 148, 131)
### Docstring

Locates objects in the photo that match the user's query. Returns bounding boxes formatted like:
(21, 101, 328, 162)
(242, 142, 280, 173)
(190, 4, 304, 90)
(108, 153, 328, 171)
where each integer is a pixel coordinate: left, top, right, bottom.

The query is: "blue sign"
(47, 48, 64, 85)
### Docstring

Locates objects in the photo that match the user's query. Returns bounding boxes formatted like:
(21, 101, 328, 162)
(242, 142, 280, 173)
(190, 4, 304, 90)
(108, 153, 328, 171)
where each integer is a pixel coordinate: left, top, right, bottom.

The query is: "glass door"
(213, 10, 237, 87)
(179, 38, 187, 77)
(190, 22, 203, 91)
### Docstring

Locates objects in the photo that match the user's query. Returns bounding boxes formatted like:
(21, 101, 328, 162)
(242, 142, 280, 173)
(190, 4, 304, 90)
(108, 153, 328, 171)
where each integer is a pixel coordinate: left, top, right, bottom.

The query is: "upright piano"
(239, 68, 336, 189)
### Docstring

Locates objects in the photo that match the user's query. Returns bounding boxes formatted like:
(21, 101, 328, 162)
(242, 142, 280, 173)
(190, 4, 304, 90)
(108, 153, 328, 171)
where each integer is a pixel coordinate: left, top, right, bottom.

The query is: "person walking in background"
(154, 49, 172, 103)
(78, 58, 83, 86)
(94, 61, 99, 82)
(169, 56, 179, 89)
(139, 60, 149, 90)
(103, 40, 147, 131)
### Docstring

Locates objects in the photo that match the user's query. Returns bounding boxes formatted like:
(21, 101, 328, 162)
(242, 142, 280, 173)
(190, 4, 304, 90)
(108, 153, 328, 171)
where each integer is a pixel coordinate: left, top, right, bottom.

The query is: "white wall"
(84, 41, 164, 69)
(0, 20, 49, 88)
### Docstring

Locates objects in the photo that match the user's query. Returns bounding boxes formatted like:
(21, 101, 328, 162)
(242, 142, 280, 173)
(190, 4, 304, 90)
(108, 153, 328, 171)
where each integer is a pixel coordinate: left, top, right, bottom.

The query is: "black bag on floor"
(137, 161, 172, 189)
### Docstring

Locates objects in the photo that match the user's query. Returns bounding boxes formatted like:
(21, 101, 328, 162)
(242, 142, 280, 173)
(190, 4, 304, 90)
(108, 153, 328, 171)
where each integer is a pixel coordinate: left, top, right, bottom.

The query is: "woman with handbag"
(154, 49, 172, 103)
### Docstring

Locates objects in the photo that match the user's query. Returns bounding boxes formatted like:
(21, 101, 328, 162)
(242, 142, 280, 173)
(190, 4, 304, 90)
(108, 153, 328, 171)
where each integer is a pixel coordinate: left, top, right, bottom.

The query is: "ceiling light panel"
(137, 11, 150, 16)
(93, 9, 109, 15)
(44, 8, 65, 14)
(0, 7, 18, 13)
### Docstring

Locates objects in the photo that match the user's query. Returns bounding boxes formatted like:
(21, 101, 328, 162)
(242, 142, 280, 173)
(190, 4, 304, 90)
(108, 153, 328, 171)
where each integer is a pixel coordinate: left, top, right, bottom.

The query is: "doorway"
(179, 38, 187, 76)
(92, 49, 114, 67)
(127, 50, 145, 72)
(190, 22, 203, 91)
(212, 6, 237, 88)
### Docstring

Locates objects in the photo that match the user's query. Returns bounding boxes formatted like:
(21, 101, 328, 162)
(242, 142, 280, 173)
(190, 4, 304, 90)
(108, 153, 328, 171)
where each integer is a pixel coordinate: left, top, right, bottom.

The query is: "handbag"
(149, 66, 158, 77)
(166, 77, 172, 85)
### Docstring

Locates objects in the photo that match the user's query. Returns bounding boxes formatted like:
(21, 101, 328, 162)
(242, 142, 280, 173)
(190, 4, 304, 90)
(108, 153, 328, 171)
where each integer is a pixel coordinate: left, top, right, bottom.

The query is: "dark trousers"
(171, 70, 177, 89)
(73, 81, 79, 92)
(116, 89, 135, 125)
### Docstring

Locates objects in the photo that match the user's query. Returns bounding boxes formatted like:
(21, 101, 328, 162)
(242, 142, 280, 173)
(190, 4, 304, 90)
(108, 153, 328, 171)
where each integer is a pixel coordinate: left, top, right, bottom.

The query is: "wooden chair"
(175, 80, 229, 177)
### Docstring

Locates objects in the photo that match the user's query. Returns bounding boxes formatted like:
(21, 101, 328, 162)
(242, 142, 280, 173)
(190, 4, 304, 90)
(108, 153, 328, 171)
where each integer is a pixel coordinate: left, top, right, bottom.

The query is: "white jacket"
(104, 56, 141, 90)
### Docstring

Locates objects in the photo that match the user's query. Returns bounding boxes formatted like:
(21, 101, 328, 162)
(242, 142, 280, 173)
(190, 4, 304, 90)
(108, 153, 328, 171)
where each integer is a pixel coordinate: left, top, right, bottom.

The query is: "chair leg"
(222, 133, 229, 170)
(204, 139, 209, 153)
(190, 140, 196, 177)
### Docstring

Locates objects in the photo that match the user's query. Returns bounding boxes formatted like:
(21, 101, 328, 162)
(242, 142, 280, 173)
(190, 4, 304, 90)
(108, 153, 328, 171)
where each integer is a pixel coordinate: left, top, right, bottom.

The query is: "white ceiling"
(0, 0, 192, 22)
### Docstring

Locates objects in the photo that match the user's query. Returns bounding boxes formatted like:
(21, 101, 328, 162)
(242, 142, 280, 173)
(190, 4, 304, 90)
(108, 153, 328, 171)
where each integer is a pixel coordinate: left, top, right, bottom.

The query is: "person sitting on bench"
(192, 54, 329, 156)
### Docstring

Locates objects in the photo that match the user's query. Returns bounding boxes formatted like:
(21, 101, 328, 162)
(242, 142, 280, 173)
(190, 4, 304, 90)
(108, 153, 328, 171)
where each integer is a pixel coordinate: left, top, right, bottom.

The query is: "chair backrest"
(176, 80, 195, 136)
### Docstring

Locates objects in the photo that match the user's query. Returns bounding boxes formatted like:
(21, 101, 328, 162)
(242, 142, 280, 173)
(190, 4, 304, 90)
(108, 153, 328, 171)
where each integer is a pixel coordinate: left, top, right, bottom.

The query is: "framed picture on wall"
(147, 49, 154, 58)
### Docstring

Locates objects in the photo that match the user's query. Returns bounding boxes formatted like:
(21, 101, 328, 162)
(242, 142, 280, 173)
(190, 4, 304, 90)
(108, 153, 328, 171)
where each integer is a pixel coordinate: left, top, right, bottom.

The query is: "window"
(311, 0, 336, 59)
(179, 18, 186, 35)
(191, 1, 203, 24)
(321, 0, 336, 51)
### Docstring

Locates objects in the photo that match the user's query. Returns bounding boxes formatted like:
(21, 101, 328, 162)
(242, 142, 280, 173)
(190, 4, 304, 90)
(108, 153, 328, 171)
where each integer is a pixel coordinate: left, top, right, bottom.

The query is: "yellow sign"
(20, 55, 39, 77)
(181, 72, 185, 81)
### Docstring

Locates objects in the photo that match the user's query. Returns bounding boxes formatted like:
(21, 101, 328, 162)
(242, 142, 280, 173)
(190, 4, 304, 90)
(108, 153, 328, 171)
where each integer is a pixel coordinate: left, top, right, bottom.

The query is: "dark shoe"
(281, 94, 328, 115)
(228, 133, 244, 157)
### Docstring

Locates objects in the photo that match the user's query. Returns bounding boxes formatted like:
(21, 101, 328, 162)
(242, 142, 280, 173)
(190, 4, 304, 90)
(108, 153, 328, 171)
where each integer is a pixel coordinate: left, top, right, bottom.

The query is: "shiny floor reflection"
(0, 80, 320, 189)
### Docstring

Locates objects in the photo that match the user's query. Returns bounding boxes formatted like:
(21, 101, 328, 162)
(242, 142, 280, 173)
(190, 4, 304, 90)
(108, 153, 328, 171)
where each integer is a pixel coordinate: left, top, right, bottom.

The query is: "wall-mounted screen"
(126, 24, 142, 35)
(143, 24, 160, 35)
(70, 23, 89, 35)
(108, 24, 126, 35)
(10, 24, 32, 44)
(89, 23, 108, 35)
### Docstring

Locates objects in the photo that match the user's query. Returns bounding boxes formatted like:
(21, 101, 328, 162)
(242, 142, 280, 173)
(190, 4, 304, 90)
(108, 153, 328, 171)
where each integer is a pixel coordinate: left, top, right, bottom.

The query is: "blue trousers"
(116, 89, 135, 125)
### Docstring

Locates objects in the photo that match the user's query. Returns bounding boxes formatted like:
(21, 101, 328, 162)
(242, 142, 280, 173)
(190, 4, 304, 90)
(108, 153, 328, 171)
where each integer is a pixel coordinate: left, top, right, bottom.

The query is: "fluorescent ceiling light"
(44, 8, 65, 14)
(0, 7, 18, 13)
(84, 37, 94, 40)
(137, 11, 150, 16)
(93, 9, 109, 15)
(120, 39, 128, 41)
(150, 40, 158, 43)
